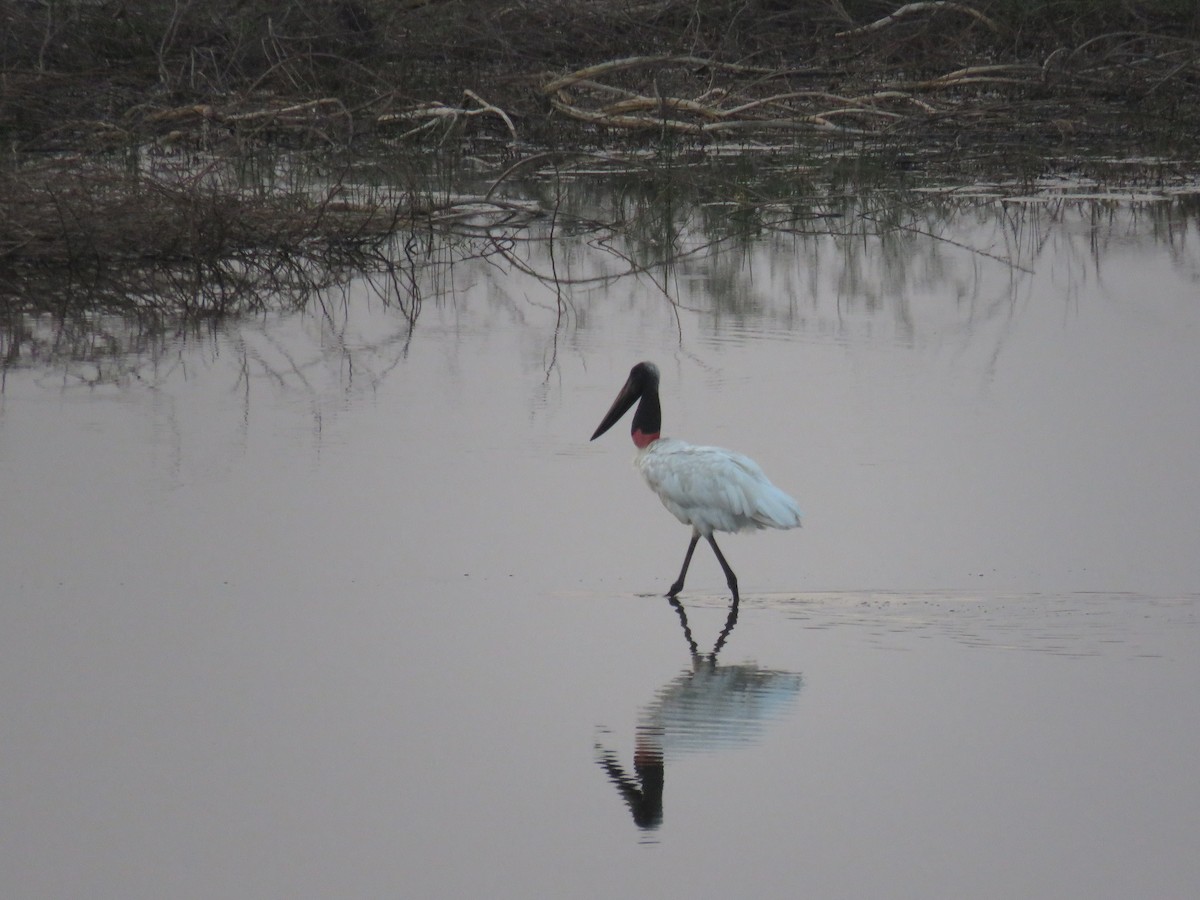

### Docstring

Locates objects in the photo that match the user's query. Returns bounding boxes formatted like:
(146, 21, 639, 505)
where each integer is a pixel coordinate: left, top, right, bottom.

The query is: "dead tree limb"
(834, 2, 1002, 38)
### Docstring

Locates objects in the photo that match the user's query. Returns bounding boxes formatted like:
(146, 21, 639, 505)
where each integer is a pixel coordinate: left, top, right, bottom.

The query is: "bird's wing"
(638, 441, 801, 534)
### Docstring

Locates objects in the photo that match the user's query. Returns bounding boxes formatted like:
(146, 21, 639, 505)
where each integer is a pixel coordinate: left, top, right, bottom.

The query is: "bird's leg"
(668, 532, 700, 598)
(706, 535, 740, 604)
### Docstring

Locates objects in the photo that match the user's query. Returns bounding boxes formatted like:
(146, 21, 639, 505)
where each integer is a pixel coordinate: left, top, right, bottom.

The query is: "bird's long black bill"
(590, 376, 640, 440)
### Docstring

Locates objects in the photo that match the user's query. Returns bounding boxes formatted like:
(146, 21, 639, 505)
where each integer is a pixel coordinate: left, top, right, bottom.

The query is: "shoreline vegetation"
(2, 1, 1199, 324)
(3, 1, 1196, 153)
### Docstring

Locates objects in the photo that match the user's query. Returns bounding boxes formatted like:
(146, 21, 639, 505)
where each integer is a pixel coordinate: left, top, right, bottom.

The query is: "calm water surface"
(2, 183, 1199, 898)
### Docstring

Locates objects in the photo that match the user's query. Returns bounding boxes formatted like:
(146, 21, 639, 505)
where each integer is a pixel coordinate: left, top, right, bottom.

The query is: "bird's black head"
(590, 361, 662, 442)
(628, 361, 659, 387)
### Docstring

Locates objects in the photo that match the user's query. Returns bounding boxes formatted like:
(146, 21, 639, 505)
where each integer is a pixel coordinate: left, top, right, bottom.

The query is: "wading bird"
(590, 361, 802, 605)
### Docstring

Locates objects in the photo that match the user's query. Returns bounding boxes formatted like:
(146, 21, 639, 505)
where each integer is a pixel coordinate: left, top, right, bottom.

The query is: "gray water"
(2, 180, 1198, 898)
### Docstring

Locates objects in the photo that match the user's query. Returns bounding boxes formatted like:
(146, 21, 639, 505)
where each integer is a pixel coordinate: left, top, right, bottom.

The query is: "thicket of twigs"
(0, 156, 400, 315)
(0, 150, 554, 319)
(2, 1, 1199, 323)
(2, 0, 1198, 152)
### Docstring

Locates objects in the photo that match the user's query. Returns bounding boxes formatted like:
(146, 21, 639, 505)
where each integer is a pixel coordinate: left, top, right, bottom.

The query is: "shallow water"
(2, 183, 1199, 898)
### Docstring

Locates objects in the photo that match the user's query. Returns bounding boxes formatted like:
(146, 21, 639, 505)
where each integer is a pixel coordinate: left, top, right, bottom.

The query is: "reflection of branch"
(544, 182, 566, 379)
(483, 151, 638, 203)
(855, 213, 1036, 274)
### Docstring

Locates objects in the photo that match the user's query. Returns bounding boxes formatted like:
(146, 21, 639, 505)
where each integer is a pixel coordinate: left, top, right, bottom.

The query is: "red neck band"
(632, 429, 660, 449)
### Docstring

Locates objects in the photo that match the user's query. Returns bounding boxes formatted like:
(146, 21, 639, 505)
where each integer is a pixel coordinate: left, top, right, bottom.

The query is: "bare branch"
(835, 2, 1001, 38)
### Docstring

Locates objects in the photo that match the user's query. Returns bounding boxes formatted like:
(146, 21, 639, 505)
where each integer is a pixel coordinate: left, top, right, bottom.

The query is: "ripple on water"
(758, 591, 1198, 658)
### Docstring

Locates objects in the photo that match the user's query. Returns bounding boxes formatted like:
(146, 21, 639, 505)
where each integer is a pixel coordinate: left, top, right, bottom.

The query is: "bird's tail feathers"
(752, 485, 803, 530)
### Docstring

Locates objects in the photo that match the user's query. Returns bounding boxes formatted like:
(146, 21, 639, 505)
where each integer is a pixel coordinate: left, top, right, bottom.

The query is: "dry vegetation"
(2, 1, 1199, 321)
(2, 0, 1197, 151)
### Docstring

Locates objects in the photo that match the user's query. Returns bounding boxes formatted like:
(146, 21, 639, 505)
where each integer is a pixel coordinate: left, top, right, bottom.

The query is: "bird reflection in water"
(595, 598, 802, 835)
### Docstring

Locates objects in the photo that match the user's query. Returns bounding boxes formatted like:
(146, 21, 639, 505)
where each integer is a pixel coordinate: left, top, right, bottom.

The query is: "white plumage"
(591, 361, 802, 604)
(636, 438, 802, 537)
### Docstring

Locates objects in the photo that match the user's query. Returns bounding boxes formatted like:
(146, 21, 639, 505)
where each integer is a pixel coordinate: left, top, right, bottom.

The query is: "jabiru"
(591, 361, 802, 604)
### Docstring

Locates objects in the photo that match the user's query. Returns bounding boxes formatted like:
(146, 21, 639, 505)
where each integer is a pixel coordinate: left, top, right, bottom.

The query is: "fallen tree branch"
(378, 90, 518, 144)
(549, 93, 864, 134)
(896, 64, 1043, 90)
(542, 55, 777, 95)
(835, 1, 1001, 38)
